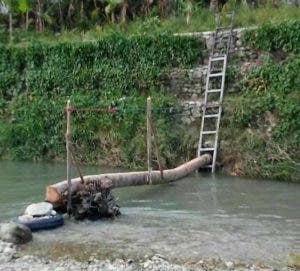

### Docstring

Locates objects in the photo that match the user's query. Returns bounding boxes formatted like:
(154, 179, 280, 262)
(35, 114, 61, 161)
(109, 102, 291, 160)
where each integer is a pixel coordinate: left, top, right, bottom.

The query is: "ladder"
(197, 12, 234, 173)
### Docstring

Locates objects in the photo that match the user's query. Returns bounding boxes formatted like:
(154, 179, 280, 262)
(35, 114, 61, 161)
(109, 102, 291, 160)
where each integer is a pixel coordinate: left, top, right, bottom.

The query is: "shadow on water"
(0, 161, 299, 266)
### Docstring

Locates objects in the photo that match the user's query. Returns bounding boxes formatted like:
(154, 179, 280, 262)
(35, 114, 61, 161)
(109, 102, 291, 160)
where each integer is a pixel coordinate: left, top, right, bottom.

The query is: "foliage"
(221, 56, 300, 181)
(1, 1, 300, 45)
(0, 34, 203, 167)
(242, 19, 300, 53)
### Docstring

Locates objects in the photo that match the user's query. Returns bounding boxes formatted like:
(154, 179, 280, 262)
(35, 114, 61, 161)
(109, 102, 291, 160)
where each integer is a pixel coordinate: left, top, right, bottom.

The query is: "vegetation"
(0, 0, 299, 44)
(0, 34, 203, 168)
(220, 20, 300, 182)
(222, 58, 300, 181)
(242, 19, 300, 53)
(0, 0, 299, 181)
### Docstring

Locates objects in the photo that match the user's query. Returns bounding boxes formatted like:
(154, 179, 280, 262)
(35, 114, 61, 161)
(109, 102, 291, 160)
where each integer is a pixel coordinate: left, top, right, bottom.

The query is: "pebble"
(225, 261, 234, 269)
(0, 241, 291, 271)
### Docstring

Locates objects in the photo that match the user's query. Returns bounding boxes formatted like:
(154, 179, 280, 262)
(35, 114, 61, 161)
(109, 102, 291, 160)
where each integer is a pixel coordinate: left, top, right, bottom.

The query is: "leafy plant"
(0, 34, 203, 167)
(242, 20, 300, 53)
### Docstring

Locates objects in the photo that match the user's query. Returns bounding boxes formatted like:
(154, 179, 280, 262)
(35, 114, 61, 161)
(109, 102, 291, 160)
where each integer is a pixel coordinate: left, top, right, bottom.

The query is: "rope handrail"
(67, 105, 195, 115)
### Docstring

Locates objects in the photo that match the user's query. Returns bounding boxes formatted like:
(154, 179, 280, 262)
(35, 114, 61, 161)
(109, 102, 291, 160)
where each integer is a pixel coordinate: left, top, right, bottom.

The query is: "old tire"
(15, 214, 64, 232)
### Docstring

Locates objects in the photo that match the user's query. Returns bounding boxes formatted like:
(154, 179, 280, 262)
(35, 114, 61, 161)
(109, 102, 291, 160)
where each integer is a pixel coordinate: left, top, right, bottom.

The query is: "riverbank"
(0, 241, 296, 271)
(0, 21, 299, 182)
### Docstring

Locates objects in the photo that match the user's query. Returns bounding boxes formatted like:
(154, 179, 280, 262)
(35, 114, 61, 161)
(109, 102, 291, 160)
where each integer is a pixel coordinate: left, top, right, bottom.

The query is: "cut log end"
(45, 186, 62, 206)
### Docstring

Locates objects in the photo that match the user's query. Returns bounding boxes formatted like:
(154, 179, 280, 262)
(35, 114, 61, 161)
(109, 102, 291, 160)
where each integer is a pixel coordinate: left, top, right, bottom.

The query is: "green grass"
(234, 4, 300, 26)
(3, 5, 300, 46)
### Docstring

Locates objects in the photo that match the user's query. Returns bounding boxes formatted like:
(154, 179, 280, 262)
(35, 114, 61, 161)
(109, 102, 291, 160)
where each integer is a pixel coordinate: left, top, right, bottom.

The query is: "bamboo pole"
(147, 97, 152, 184)
(66, 100, 72, 215)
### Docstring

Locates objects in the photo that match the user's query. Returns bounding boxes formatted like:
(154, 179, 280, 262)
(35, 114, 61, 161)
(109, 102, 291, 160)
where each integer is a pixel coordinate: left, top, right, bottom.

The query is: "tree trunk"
(58, 2, 64, 31)
(9, 12, 12, 42)
(25, 10, 29, 31)
(111, 11, 115, 24)
(159, 0, 168, 17)
(210, 0, 218, 13)
(67, 1, 74, 23)
(46, 154, 212, 207)
(143, 0, 154, 14)
(120, 1, 128, 25)
(186, 0, 192, 25)
(80, 0, 84, 20)
(35, 0, 42, 31)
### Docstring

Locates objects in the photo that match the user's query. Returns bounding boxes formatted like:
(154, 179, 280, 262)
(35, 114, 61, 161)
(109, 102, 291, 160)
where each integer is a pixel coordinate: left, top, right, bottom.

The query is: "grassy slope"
(4, 5, 300, 46)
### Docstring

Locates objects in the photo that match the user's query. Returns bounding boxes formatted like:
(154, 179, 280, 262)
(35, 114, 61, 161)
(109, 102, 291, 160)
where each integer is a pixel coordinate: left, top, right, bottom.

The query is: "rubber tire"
(15, 214, 64, 232)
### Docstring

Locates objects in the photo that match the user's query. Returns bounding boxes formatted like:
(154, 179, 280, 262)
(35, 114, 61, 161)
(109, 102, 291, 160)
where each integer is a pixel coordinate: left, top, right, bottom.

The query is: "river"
(0, 161, 299, 268)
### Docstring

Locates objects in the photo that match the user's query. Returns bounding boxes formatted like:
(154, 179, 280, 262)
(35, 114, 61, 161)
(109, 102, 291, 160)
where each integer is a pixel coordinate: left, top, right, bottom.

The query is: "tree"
(210, 0, 218, 13)
(35, 0, 42, 31)
(186, 0, 192, 25)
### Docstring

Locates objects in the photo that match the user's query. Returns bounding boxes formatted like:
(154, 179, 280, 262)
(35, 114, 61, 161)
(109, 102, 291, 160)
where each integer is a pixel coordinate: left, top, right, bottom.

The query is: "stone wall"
(167, 28, 261, 124)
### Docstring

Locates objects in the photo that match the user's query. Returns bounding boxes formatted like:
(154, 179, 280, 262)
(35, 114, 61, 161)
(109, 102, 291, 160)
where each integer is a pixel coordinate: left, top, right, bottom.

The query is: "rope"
(67, 105, 192, 115)
(68, 107, 117, 113)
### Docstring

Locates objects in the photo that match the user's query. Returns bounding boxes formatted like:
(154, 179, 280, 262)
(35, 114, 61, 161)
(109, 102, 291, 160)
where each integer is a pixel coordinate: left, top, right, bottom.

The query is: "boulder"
(25, 202, 53, 217)
(0, 222, 32, 244)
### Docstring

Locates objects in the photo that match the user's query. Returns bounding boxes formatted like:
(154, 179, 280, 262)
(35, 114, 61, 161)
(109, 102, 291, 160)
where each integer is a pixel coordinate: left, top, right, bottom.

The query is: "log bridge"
(45, 154, 211, 218)
(45, 99, 212, 219)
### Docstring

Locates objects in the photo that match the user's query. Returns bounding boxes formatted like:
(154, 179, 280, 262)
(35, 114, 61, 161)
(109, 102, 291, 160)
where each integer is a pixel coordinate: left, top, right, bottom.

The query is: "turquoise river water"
(0, 161, 299, 267)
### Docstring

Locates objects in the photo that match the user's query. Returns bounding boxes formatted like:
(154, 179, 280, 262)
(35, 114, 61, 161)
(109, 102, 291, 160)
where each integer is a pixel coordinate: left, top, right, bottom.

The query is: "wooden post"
(69, 145, 84, 184)
(151, 121, 164, 179)
(147, 97, 152, 184)
(66, 100, 72, 215)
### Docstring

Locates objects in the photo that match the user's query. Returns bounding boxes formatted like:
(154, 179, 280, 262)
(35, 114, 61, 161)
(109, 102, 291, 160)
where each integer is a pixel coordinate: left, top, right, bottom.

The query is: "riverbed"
(0, 161, 299, 268)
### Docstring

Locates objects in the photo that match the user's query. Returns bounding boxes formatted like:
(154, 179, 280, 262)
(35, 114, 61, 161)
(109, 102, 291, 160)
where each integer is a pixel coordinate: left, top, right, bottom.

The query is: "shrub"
(0, 34, 203, 167)
(242, 20, 300, 53)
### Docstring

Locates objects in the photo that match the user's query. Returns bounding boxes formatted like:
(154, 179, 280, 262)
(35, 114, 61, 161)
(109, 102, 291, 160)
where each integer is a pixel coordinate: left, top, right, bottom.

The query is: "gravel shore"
(0, 240, 297, 271)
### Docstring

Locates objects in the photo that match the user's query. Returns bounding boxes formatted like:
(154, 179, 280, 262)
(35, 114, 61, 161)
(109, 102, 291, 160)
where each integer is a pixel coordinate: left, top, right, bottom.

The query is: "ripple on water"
(0, 161, 299, 268)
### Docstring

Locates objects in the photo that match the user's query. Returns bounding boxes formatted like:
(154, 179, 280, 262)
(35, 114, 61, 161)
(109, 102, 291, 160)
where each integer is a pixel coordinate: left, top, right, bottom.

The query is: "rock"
(0, 222, 32, 244)
(206, 36, 215, 50)
(25, 202, 53, 217)
(236, 39, 242, 47)
(143, 260, 152, 268)
(153, 253, 166, 260)
(3, 246, 14, 255)
(127, 259, 133, 264)
(0, 240, 17, 263)
(225, 261, 234, 269)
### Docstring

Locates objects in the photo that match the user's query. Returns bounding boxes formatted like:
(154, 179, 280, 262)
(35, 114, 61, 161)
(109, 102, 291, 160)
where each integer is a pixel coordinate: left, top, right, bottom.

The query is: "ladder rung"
(202, 131, 217, 135)
(204, 114, 219, 118)
(199, 148, 215, 151)
(216, 26, 232, 31)
(206, 102, 220, 108)
(208, 73, 223, 78)
(210, 56, 226, 62)
(207, 89, 222, 93)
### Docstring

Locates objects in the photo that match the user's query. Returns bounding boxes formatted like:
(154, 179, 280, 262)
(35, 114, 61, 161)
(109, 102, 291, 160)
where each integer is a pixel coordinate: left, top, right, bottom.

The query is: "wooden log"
(45, 154, 212, 207)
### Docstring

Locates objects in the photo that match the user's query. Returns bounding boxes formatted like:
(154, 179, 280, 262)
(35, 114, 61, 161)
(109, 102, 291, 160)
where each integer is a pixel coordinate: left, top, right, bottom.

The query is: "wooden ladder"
(197, 12, 234, 173)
